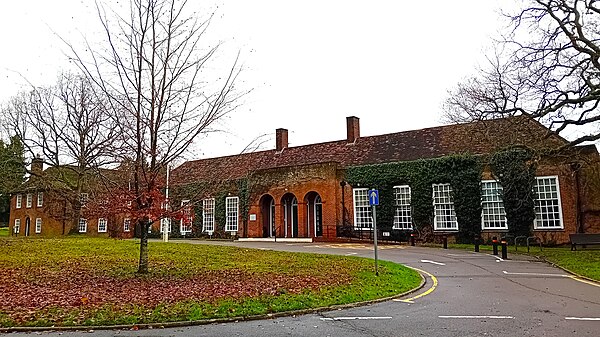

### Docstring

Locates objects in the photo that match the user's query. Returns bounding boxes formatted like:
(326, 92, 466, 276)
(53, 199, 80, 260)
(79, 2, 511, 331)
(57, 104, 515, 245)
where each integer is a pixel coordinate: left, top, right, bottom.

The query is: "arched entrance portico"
(281, 193, 298, 238)
(259, 194, 276, 237)
(304, 192, 323, 237)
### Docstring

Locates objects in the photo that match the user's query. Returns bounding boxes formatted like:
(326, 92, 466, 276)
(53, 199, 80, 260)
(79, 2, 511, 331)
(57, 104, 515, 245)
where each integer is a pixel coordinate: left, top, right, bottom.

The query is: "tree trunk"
(137, 218, 149, 274)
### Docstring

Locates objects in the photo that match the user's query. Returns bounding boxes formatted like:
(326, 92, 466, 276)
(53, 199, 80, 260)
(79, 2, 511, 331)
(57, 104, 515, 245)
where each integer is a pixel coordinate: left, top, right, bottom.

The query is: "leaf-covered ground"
(0, 238, 420, 327)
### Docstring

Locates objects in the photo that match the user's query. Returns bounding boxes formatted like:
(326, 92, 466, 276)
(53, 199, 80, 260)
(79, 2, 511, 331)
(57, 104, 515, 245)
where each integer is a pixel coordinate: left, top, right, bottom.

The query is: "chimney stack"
(276, 128, 288, 151)
(31, 156, 43, 175)
(346, 116, 360, 143)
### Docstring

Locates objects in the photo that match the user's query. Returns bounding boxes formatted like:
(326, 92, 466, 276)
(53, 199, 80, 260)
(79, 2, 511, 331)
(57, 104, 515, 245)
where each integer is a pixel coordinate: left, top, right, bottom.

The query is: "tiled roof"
(171, 117, 568, 184)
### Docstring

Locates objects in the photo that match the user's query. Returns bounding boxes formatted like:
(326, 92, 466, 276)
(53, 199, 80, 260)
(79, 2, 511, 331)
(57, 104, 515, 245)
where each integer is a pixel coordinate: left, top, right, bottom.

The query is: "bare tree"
(1, 73, 121, 231)
(67, 0, 241, 273)
(444, 0, 600, 148)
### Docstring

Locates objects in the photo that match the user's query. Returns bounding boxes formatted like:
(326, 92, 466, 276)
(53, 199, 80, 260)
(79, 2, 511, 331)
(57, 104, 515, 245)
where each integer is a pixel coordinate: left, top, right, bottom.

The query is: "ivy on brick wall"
(170, 178, 250, 238)
(345, 154, 483, 243)
(489, 147, 537, 238)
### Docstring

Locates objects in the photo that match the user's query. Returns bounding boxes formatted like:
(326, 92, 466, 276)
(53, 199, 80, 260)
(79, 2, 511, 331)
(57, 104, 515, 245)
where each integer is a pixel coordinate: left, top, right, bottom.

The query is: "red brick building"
(10, 116, 600, 244)
(8, 159, 136, 238)
(170, 116, 600, 244)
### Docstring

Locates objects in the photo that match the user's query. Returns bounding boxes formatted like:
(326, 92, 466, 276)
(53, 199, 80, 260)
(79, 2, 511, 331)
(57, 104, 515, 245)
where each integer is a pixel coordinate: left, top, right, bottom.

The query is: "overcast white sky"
(0, 0, 505, 160)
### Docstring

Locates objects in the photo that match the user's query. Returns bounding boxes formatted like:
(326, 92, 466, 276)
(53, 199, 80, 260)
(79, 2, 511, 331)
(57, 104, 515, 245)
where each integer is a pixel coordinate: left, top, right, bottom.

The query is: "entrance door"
(315, 195, 323, 237)
(281, 193, 298, 238)
(291, 197, 298, 238)
(261, 195, 276, 238)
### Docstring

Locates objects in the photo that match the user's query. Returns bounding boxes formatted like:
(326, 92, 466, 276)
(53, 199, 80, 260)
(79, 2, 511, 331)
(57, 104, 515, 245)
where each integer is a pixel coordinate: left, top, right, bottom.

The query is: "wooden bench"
(569, 233, 600, 251)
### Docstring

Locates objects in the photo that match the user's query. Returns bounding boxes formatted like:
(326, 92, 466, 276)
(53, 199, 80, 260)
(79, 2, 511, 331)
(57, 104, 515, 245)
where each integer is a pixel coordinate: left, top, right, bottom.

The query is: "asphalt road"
(17, 241, 600, 337)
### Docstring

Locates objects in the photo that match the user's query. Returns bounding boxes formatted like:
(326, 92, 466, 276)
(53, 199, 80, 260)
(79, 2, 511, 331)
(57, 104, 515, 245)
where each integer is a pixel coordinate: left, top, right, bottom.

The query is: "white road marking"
(438, 315, 514, 319)
(565, 317, 600, 321)
(502, 270, 569, 277)
(488, 254, 504, 262)
(345, 252, 358, 256)
(421, 259, 446, 266)
(393, 299, 415, 304)
(320, 317, 392, 321)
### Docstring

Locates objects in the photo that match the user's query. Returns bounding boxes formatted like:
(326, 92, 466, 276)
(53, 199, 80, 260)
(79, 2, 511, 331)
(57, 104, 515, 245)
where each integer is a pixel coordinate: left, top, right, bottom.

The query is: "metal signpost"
(368, 189, 379, 276)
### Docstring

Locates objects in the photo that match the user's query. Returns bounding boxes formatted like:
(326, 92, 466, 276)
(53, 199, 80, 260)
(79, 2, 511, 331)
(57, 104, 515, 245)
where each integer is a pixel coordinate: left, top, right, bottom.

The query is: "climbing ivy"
(345, 154, 483, 243)
(489, 147, 537, 238)
(171, 178, 250, 238)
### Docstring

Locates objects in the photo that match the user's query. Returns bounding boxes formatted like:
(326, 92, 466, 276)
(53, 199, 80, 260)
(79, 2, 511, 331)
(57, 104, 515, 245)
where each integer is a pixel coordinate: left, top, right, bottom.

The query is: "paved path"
(28, 241, 600, 336)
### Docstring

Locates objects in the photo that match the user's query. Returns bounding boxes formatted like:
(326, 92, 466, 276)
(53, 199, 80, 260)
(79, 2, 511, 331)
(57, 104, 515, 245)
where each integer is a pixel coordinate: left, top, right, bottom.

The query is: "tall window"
(432, 183, 458, 231)
(481, 180, 507, 230)
(534, 176, 563, 229)
(353, 188, 373, 229)
(14, 219, 20, 234)
(37, 192, 44, 207)
(393, 185, 412, 230)
(35, 218, 42, 234)
(123, 218, 131, 232)
(225, 197, 239, 232)
(203, 198, 215, 233)
(79, 218, 87, 233)
(180, 200, 193, 234)
(16, 195, 22, 209)
(26, 193, 32, 208)
(98, 218, 107, 233)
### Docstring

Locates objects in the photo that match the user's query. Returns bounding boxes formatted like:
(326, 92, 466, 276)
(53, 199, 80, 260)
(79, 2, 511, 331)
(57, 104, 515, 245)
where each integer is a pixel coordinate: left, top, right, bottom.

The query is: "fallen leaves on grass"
(0, 259, 351, 324)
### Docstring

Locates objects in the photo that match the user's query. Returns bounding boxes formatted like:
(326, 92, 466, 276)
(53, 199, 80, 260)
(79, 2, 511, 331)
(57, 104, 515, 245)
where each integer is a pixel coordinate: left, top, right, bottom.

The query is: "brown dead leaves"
(0, 264, 350, 324)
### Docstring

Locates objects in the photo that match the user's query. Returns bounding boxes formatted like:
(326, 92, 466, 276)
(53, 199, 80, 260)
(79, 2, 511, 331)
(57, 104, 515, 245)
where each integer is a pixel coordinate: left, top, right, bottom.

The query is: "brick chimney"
(31, 157, 43, 175)
(276, 128, 288, 151)
(346, 116, 360, 143)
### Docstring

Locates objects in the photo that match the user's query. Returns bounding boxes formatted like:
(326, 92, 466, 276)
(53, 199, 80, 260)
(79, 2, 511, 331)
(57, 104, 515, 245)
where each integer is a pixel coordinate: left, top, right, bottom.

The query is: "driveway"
(27, 240, 600, 337)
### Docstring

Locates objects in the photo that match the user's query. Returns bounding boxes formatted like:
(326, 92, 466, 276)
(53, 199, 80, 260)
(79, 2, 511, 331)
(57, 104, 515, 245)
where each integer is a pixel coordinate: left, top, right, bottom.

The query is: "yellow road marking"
(570, 276, 600, 288)
(393, 267, 438, 303)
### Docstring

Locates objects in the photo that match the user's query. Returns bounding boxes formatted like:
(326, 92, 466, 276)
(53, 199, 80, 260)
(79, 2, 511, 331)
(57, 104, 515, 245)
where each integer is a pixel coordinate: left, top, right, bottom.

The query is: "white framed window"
(37, 192, 44, 207)
(353, 188, 373, 230)
(14, 219, 20, 234)
(534, 176, 563, 229)
(160, 218, 172, 233)
(124, 218, 131, 232)
(393, 185, 412, 230)
(203, 198, 215, 233)
(98, 218, 107, 233)
(433, 183, 458, 231)
(481, 180, 507, 230)
(79, 218, 87, 233)
(225, 196, 239, 232)
(180, 200, 193, 234)
(16, 194, 22, 209)
(26, 193, 32, 208)
(35, 218, 42, 233)
(80, 193, 88, 205)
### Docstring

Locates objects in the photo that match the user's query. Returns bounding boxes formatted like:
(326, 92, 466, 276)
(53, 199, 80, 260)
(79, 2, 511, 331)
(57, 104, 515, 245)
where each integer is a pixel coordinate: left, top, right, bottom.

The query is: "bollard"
(443, 236, 448, 249)
(410, 233, 415, 246)
(492, 236, 498, 255)
(501, 240, 508, 260)
(474, 237, 480, 253)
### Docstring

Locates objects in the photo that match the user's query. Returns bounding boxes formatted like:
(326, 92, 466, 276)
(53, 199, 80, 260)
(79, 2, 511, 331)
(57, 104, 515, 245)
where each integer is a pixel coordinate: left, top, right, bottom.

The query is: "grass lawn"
(0, 238, 421, 328)
(0, 228, 8, 237)
(436, 243, 600, 282)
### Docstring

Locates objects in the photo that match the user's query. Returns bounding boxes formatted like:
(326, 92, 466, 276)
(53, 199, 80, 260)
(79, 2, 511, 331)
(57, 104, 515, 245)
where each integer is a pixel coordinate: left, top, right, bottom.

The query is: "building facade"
(170, 116, 600, 244)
